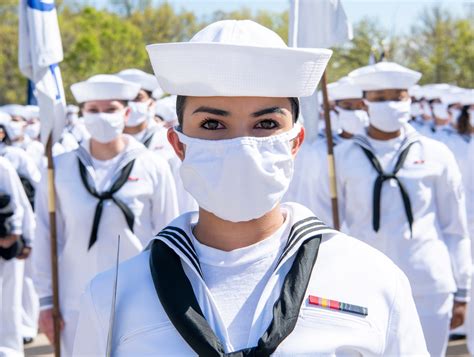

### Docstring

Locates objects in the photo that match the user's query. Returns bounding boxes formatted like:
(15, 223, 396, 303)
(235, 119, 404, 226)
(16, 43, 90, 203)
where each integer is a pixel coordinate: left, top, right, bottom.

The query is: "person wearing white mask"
(73, 20, 427, 356)
(430, 87, 465, 143)
(442, 91, 474, 352)
(118, 69, 198, 214)
(33, 74, 180, 355)
(285, 76, 368, 227)
(57, 104, 90, 154)
(0, 156, 35, 357)
(318, 62, 471, 356)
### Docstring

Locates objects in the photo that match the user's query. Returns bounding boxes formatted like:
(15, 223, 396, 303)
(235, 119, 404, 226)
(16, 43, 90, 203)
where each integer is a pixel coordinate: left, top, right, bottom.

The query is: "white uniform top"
(132, 122, 198, 214)
(0, 144, 41, 186)
(73, 203, 428, 356)
(0, 157, 28, 237)
(33, 135, 179, 313)
(24, 139, 45, 169)
(285, 135, 350, 228)
(328, 124, 471, 299)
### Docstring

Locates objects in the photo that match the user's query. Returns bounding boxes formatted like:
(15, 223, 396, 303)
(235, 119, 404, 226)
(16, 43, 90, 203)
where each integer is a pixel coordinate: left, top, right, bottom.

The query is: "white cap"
(349, 62, 421, 91)
(67, 104, 79, 114)
(146, 20, 332, 97)
(152, 87, 165, 100)
(155, 95, 178, 123)
(0, 104, 30, 119)
(24, 105, 40, 119)
(71, 74, 140, 103)
(328, 77, 363, 101)
(408, 85, 423, 99)
(117, 68, 160, 92)
(459, 89, 474, 106)
(440, 85, 465, 105)
(420, 83, 451, 101)
(0, 111, 11, 124)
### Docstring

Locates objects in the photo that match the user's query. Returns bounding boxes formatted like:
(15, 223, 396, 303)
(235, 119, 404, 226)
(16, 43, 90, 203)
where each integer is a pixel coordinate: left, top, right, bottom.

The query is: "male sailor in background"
(321, 62, 471, 356)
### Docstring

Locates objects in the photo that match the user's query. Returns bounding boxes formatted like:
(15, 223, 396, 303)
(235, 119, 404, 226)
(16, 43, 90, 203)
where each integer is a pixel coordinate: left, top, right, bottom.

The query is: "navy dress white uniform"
(0, 157, 35, 357)
(322, 62, 471, 356)
(33, 75, 179, 356)
(118, 68, 197, 214)
(285, 76, 368, 227)
(73, 20, 427, 356)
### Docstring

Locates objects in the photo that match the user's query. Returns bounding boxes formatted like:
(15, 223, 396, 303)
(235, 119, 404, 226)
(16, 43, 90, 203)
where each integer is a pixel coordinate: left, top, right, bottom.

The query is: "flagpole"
(320, 70, 340, 230)
(46, 135, 61, 357)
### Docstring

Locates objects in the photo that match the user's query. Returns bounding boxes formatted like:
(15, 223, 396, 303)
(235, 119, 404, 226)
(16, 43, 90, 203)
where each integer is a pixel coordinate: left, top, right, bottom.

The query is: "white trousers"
(467, 273, 473, 356)
(0, 259, 24, 355)
(414, 293, 453, 357)
(21, 258, 38, 339)
(60, 309, 79, 357)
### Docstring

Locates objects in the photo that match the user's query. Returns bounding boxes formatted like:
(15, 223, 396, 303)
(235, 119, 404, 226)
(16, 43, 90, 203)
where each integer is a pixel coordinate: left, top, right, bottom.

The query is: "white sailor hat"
(420, 83, 451, 101)
(459, 89, 474, 106)
(348, 62, 421, 91)
(71, 74, 140, 103)
(146, 20, 332, 97)
(440, 86, 464, 105)
(117, 68, 160, 93)
(328, 77, 363, 101)
(408, 85, 423, 99)
(24, 105, 40, 119)
(155, 95, 178, 123)
(0, 111, 11, 124)
(0, 104, 30, 120)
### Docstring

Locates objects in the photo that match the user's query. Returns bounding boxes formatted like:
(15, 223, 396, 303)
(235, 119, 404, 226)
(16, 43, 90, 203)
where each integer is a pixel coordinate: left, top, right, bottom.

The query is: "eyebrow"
(192, 106, 230, 116)
(252, 107, 286, 117)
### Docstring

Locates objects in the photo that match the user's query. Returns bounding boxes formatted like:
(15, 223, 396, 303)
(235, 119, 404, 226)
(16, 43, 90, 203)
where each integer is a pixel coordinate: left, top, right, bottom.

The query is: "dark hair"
(176, 96, 300, 128)
(457, 105, 471, 135)
(0, 125, 12, 145)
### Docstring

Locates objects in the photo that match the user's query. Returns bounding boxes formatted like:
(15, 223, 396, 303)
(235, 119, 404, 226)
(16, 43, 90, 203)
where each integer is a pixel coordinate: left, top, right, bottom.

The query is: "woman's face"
(168, 96, 304, 159)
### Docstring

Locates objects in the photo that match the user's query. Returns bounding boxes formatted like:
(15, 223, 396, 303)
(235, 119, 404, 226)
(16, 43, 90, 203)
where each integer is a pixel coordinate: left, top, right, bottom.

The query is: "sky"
(166, 0, 472, 34)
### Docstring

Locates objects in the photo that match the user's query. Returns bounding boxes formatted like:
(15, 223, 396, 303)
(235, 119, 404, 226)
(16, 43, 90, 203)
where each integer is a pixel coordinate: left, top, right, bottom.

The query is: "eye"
(200, 119, 225, 130)
(255, 119, 280, 130)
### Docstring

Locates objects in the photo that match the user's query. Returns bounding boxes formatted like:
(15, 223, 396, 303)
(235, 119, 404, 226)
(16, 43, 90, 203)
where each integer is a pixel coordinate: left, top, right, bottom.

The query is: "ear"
(124, 107, 131, 125)
(291, 125, 305, 158)
(167, 127, 186, 161)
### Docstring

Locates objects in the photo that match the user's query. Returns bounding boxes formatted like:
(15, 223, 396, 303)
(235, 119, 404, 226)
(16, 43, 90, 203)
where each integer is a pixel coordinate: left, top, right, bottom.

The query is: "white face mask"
(432, 103, 450, 121)
(126, 101, 153, 127)
(410, 103, 424, 117)
(7, 121, 24, 140)
(83, 111, 125, 143)
(421, 102, 432, 118)
(366, 99, 411, 133)
(329, 110, 341, 134)
(25, 122, 40, 139)
(337, 108, 368, 135)
(469, 109, 474, 127)
(176, 125, 300, 222)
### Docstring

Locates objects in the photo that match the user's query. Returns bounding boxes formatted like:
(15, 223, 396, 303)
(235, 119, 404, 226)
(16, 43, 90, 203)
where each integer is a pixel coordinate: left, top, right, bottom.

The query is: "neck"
(339, 131, 353, 139)
(193, 205, 285, 251)
(90, 136, 126, 160)
(368, 125, 401, 141)
(434, 118, 449, 127)
(123, 121, 148, 135)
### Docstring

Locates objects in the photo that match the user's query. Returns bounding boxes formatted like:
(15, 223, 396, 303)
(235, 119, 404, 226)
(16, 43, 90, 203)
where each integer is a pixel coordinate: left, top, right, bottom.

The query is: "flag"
(19, 0, 66, 145)
(289, 0, 353, 143)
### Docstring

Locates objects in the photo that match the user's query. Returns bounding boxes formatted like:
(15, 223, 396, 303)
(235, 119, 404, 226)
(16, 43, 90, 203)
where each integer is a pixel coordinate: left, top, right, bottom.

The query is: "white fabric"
(155, 96, 177, 123)
(24, 122, 40, 140)
(0, 105, 30, 120)
(33, 136, 179, 354)
(126, 101, 153, 127)
(72, 202, 427, 356)
(71, 75, 140, 104)
(117, 68, 160, 92)
(83, 111, 125, 143)
(191, 211, 290, 350)
(349, 62, 421, 91)
(288, 0, 353, 49)
(21, 258, 39, 339)
(326, 125, 471, 298)
(432, 103, 450, 121)
(366, 100, 411, 132)
(176, 126, 299, 222)
(328, 77, 362, 101)
(337, 108, 368, 135)
(147, 20, 332, 97)
(18, 0, 66, 145)
(414, 294, 453, 357)
(420, 83, 452, 101)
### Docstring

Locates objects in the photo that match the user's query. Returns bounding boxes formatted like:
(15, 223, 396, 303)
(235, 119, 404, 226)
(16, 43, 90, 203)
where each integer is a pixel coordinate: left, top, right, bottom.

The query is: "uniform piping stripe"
(157, 234, 203, 277)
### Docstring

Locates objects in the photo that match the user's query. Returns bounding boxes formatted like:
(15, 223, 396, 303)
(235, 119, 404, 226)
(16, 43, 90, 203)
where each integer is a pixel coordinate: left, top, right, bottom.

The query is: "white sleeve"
(32, 166, 66, 310)
(384, 270, 429, 356)
(1, 161, 25, 236)
(435, 148, 472, 301)
(73, 284, 107, 357)
(151, 157, 179, 233)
